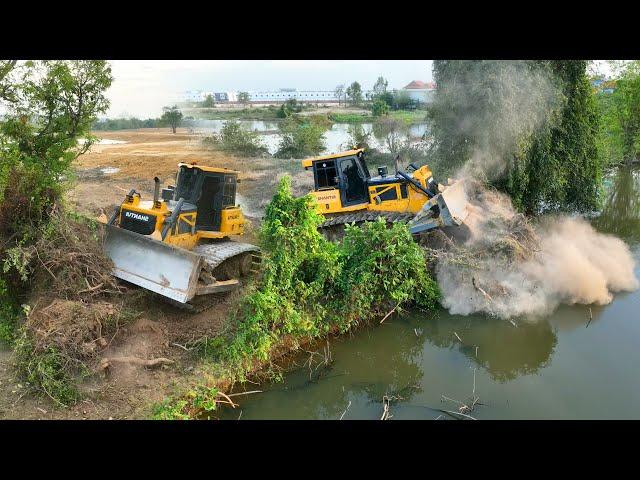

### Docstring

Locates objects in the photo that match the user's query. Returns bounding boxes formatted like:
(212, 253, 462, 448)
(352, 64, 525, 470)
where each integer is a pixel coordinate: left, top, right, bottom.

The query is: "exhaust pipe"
(153, 177, 161, 209)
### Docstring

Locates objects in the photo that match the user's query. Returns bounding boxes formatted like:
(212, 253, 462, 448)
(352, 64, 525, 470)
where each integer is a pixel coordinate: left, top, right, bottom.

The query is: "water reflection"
(594, 165, 640, 240)
(258, 322, 426, 419)
(412, 311, 557, 382)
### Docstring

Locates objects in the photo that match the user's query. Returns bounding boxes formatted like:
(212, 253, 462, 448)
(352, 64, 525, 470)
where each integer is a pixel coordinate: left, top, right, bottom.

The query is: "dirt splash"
(435, 181, 639, 319)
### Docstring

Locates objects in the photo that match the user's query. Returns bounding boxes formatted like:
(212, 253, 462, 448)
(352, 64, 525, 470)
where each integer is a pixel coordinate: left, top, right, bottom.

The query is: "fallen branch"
(340, 400, 352, 420)
(226, 390, 262, 398)
(380, 302, 401, 324)
(472, 277, 493, 302)
(100, 356, 174, 370)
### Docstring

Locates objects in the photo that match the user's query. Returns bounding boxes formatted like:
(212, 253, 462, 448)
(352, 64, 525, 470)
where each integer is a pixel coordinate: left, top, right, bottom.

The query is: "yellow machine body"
(103, 163, 259, 304)
(302, 149, 437, 217)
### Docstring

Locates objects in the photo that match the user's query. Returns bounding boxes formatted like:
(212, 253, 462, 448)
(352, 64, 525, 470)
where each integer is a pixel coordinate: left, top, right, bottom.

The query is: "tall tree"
(202, 94, 215, 108)
(373, 76, 388, 96)
(161, 105, 183, 134)
(346, 81, 363, 106)
(237, 91, 250, 107)
(429, 60, 600, 214)
(334, 84, 345, 106)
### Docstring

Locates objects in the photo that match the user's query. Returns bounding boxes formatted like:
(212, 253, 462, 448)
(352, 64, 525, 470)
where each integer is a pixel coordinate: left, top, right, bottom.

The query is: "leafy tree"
(0, 60, 113, 232)
(161, 105, 183, 134)
(237, 91, 250, 107)
(202, 94, 215, 108)
(598, 61, 640, 163)
(429, 60, 601, 214)
(334, 84, 345, 106)
(373, 76, 388, 96)
(392, 91, 417, 110)
(346, 81, 363, 106)
(371, 98, 390, 117)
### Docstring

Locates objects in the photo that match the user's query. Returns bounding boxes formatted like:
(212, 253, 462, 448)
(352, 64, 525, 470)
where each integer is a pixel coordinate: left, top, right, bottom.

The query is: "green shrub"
(224, 177, 439, 368)
(204, 121, 269, 157)
(275, 116, 328, 158)
(372, 99, 390, 117)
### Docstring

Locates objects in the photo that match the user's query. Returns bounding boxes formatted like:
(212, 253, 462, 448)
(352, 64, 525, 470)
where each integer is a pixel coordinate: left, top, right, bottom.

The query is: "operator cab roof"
(178, 162, 239, 175)
(301, 148, 365, 169)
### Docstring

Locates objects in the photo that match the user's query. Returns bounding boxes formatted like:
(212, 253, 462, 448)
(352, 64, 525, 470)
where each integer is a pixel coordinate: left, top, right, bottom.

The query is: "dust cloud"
(431, 61, 639, 319)
(436, 183, 639, 318)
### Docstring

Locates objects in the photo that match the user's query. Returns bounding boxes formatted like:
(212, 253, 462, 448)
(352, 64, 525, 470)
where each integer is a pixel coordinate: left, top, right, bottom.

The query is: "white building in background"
(246, 89, 340, 102)
(401, 80, 437, 104)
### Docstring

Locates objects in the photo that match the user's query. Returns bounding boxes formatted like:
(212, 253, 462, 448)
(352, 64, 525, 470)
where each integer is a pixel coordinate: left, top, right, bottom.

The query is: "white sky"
(103, 60, 618, 119)
(105, 60, 434, 118)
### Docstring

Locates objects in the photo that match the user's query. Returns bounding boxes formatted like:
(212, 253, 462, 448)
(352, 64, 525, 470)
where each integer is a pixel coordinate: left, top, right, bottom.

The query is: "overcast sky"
(105, 60, 434, 118)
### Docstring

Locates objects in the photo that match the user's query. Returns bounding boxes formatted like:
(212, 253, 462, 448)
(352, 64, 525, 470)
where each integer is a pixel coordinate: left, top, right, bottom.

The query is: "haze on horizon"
(105, 60, 434, 118)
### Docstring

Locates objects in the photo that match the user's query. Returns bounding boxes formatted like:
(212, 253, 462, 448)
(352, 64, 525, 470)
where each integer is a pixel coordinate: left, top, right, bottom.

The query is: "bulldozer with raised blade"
(301, 148, 469, 239)
(102, 163, 260, 310)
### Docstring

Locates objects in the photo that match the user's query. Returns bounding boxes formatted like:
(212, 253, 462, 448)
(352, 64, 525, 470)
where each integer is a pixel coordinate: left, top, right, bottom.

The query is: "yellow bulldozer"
(302, 148, 469, 239)
(102, 163, 259, 306)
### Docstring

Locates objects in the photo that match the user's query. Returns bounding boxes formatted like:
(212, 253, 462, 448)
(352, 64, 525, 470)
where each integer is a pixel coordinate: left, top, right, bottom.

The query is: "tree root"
(99, 356, 174, 370)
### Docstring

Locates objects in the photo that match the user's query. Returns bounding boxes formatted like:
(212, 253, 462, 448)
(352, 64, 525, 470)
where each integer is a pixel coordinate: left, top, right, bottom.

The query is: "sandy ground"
(1, 128, 315, 420)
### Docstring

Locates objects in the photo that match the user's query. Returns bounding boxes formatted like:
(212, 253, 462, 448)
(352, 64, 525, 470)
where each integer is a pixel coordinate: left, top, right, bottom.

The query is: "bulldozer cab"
(309, 149, 371, 207)
(174, 164, 238, 231)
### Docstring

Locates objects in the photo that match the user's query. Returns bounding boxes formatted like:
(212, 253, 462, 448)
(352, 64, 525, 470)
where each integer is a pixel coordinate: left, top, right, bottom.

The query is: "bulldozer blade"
(102, 224, 203, 303)
(438, 180, 470, 227)
(409, 181, 470, 234)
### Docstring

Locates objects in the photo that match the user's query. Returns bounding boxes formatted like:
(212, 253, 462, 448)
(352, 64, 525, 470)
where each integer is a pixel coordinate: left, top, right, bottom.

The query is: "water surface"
(220, 164, 640, 420)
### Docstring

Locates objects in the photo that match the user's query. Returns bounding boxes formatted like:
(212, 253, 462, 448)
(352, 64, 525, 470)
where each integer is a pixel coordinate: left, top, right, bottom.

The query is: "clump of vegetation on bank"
(155, 177, 439, 418)
(203, 121, 269, 157)
(274, 116, 330, 158)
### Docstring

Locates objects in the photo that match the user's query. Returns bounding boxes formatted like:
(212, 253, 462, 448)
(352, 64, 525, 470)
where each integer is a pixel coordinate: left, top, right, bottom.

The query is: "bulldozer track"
(193, 241, 261, 271)
(319, 211, 415, 241)
(170, 240, 262, 313)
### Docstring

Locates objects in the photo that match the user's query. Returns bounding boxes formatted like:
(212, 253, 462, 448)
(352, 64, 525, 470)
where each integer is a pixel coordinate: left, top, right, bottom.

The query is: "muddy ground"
(0, 128, 314, 420)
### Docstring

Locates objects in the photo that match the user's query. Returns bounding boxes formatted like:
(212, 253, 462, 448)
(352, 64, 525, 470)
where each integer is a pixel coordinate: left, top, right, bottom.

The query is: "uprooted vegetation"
(1, 209, 140, 404)
(422, 180, 639, 319)
(153, 176, 440, 419)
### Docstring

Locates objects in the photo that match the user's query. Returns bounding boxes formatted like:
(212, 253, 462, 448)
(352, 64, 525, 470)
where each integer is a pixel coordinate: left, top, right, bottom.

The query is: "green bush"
(204, 121, 269, 157)
(275, 116, 329, 158)
(277, 99, 303, 118)
(224, 177, 439, 368)
(372, 99, 390, 117)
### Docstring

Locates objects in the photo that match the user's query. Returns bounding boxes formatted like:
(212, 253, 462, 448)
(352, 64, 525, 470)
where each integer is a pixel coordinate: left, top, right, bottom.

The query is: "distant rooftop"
(403, 80, 436, 90)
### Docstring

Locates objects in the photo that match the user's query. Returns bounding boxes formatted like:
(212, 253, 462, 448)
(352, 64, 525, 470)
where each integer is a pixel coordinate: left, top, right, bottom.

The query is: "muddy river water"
(220, 165, 640, 420)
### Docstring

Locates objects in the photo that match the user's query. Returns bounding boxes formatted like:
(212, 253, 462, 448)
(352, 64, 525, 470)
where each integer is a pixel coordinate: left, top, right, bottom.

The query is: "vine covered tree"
(429, 60, 601, 214)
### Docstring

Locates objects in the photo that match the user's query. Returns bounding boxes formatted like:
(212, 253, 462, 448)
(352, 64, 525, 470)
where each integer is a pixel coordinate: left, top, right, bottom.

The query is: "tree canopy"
(0, 60, 113, 231)
(429, 60, 601, 214)
(161, 105, 183, 134)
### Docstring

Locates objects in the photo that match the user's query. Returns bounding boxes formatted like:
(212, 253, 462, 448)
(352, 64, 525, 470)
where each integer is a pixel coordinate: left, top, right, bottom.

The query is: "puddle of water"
(100, 167, 120, 175)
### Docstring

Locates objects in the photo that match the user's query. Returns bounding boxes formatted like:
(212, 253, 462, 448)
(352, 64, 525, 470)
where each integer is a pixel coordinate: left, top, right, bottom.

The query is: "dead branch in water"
(340, 400, 352, 420)
(380, 302, 401, 324)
